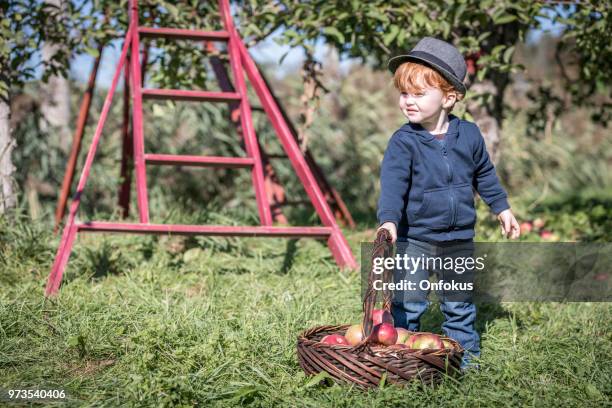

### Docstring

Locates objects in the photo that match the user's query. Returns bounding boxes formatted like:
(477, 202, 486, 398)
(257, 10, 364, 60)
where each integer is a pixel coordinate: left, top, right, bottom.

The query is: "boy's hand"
(376, 222, 397, 243)
(497, 209, 520, 239)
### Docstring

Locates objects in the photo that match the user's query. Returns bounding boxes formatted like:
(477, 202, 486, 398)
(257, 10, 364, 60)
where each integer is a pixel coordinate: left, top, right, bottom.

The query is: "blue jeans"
(391, 237, 480, 369)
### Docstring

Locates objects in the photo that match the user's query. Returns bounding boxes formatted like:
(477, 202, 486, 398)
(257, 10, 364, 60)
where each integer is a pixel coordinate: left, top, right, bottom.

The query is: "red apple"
(344, 324, 365, 346)
(533, 218, 545, 230)
(395, 328, 412, 344)
(371, 323, 398, 346)
(407, 333, 444, 350)
(540, 230, 558, 241)
(371, 309, 394, 326)
(520, 222, 533, 234)
(321, 334, 350, 346)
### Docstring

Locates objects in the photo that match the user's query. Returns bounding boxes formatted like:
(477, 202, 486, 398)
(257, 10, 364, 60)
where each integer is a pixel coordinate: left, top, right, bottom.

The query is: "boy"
(376, 37, 520, 371)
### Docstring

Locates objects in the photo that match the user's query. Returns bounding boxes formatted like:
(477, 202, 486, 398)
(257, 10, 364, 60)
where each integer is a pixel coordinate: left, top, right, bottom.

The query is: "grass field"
(1, 208, 610, 407)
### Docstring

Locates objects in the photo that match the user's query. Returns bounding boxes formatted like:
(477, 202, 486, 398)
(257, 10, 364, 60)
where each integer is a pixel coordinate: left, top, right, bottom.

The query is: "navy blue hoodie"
(376, 114, 510, 242)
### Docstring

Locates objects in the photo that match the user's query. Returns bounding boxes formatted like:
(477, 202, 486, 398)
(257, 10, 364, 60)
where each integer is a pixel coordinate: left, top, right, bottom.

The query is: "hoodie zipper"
(441, 143, 456, 228)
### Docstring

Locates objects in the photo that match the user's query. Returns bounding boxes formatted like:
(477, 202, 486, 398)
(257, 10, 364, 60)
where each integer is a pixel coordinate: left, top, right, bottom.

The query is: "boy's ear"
(442, 92, 458, 109)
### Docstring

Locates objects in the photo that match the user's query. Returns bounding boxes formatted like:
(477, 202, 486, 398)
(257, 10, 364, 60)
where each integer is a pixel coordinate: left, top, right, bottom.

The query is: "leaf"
(302, 371, 332, 388)
(494, 14, 517, 25)
(278, 50, 290, 65)
(413, 12, 426, 27)
(477, 31, 492, 42)
(477, 67, 487, 81)
(283, 29, 299, 39)
(491, 45, 505, 57)
(441, 21, 451, 38)
(503, 46, 515, 63)
(322, 27, 345, 44)
(383, 25, 399, 47)
(84, 47, 99, 58)
(366, 9, 389, 24)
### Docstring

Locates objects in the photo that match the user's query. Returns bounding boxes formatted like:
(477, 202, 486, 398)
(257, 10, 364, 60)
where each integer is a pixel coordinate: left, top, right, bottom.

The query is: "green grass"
(0, 211, 610, 407)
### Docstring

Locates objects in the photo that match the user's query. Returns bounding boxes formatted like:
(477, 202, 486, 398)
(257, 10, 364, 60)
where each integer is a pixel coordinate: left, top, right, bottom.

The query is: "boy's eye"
(401, 92, 425, 97)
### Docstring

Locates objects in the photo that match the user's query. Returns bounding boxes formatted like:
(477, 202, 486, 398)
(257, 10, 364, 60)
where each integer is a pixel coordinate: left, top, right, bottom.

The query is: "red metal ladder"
(45, 0, 357, 296)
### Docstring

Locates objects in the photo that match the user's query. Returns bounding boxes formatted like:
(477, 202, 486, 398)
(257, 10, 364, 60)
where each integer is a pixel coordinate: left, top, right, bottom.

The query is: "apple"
(442, 339, 454, 349)
(539, 230, 558, 241)
(371, 309, 394, 326)
(520, 222, 533, 234)
(406, 333, 443, 350)
(344, 324, 365, 346)
(371, 323, 398, 346)
(405, 334, 420, 348)
(321, 334, 350, 346)
(533, 218, 545, 230)
(395, 328, 412, 344)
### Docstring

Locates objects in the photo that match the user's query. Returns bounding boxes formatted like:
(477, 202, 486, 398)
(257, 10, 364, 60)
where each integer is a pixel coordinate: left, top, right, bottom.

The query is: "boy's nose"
(403, 95, 416, 104)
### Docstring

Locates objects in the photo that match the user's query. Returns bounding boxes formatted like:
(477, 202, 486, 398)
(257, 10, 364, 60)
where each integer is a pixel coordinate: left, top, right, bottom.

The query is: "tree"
(39, 0, 72, 155)
(0, 0, 112, 215)
(237, 0, 610, 161)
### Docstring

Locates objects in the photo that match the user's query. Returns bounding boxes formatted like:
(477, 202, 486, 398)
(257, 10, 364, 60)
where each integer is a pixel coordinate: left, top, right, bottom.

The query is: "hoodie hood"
(400, 113, 461, 144)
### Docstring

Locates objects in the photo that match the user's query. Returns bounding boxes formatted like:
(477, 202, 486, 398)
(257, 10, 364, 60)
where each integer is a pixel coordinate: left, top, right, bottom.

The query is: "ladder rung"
(142, 89, 241, 102)
(139, 27, 230, 41)
(77, 222, 333, 238)
(145, 154, 254, 168)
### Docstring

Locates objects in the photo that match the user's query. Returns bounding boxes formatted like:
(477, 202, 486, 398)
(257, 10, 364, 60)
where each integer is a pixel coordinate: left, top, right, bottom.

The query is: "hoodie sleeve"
(471, 125, 510, 215)
(377, 132, 412, 227)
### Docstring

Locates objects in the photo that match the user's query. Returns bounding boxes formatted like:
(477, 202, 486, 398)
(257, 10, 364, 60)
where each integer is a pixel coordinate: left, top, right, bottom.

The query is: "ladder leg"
(219, 1, 272, 226)
(257, 67, 355, 229)
(45, 24, 135, 296)
(207, 41, 288, 224)
(45, 222, 78, 296)
(54, 44, 104, 233)
(130, 5, 150, 223)
(235, 38, 357, 269)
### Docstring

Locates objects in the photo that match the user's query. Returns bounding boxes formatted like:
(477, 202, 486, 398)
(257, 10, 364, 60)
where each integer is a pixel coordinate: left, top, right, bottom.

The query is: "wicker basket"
(296, 229, 464, 388)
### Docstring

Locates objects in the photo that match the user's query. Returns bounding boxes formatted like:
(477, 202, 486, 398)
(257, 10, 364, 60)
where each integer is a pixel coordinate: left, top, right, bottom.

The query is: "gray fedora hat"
(388, 37, 467, 94)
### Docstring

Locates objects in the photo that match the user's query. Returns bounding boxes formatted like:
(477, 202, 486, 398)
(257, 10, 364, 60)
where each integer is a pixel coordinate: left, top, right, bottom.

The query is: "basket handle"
(360, 228, 394, 340)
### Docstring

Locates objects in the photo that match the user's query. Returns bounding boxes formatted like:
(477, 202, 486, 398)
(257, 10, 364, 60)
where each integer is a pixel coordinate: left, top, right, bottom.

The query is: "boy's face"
(398, 86, 456, 125)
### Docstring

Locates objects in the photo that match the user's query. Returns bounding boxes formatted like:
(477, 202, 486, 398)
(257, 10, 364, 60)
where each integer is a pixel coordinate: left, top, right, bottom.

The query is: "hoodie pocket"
(454, 183, 477, 227)
(412, 187, 451, 229)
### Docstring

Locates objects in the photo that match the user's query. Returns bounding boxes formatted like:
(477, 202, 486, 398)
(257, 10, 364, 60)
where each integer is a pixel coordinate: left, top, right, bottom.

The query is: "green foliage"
(0, 0, 104, 100)
(238, 1, 541, 78)
(553, 1, 612, 112)
(237, 0, 610, 123)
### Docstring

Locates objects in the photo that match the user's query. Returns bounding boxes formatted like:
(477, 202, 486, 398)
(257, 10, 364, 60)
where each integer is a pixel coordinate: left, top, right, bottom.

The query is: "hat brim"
(388, 55, 467, 95)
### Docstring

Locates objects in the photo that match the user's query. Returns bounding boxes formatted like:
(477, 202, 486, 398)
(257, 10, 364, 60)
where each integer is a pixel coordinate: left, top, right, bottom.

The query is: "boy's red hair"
(393, 62, 464, 103)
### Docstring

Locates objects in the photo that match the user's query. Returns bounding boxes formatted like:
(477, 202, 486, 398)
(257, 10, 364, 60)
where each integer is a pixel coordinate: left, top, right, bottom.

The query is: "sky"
(68, 9, 567, 88)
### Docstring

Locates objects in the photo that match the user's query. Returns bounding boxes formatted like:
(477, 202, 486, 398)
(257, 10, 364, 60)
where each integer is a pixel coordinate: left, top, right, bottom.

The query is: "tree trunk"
(40, 74, 71, 152)
(461, 21, 522, 164)
(0, 98, 17, 214)
(40, 0, 71, 154)
(465, 80, 502, 164)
